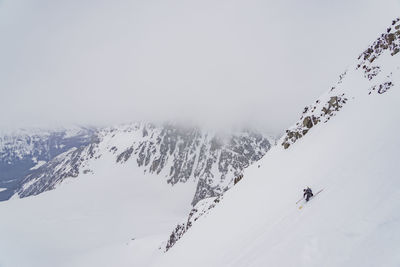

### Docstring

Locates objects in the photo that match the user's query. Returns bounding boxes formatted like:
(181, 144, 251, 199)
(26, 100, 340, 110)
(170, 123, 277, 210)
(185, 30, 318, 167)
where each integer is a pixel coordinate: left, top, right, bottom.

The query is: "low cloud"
(1, 0, 399, 134)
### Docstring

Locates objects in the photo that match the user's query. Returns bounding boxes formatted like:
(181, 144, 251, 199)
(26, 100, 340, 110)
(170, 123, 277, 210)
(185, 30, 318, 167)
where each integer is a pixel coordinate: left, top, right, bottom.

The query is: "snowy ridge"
(281, 17, 400, 150)
(14, 122, 272, 205)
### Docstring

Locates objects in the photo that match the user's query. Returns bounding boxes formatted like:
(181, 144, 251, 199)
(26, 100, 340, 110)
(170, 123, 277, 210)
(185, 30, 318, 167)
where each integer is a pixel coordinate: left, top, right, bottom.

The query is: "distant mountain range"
(1, 124, 273, 206)
(0, 127, 96, 201)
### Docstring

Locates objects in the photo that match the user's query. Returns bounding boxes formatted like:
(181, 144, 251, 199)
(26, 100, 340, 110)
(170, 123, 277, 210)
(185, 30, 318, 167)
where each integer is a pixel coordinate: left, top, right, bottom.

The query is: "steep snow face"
(155, 20, 400, 266)
(15, 123, 272, 205)
(0, 127, 95, 200)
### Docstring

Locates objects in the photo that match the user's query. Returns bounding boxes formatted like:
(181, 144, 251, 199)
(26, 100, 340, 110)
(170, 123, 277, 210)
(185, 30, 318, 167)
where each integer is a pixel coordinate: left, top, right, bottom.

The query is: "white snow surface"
(29, 160, 47, 170)
(0, 148, 196, 267)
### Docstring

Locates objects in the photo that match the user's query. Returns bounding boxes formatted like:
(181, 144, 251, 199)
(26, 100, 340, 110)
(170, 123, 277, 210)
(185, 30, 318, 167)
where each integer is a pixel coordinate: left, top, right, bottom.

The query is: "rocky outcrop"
(358, 18, 399, 95)
(282, 18, 400, 149)
(234, 174, 244, 185)
(357, 18, 400, 79)
(281, 94, 348, 149)
(370, 81, 394, 95)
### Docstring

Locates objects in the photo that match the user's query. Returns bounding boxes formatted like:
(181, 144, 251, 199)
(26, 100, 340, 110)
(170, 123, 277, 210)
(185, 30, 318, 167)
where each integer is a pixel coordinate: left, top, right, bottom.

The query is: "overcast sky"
(1, 0, 399, 134)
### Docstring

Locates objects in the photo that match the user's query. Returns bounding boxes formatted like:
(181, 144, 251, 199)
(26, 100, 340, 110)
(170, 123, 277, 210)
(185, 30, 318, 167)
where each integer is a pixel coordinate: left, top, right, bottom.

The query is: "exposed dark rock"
(282, 94, 347, 149)
(116, 146, 134, 163)
(357, 18, 400, 83)
(234, 174, 244, 185)
(303, 116, 314, 129)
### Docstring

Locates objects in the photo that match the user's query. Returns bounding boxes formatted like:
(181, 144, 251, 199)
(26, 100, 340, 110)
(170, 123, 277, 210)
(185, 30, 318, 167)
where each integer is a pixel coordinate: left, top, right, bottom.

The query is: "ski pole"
(296, 197, 304, 204)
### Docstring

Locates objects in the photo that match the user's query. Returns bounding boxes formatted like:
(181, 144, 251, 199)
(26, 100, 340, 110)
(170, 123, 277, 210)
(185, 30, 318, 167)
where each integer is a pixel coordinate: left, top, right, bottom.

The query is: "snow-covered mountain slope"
(0, 124, 272, 267)
(14, 123, 272, 205)
(154, 19, 400, 266)
(0, 152, 196, 267)
(0, 127, 95, 201)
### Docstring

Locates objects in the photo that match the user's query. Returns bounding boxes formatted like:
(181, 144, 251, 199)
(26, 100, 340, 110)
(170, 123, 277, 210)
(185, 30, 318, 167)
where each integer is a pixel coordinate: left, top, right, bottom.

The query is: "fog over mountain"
(1, 0, 398, 133)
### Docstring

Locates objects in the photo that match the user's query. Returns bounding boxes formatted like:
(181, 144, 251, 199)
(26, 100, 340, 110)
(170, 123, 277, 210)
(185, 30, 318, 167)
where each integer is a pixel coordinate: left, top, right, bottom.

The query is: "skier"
(303, 187, 313, 202)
